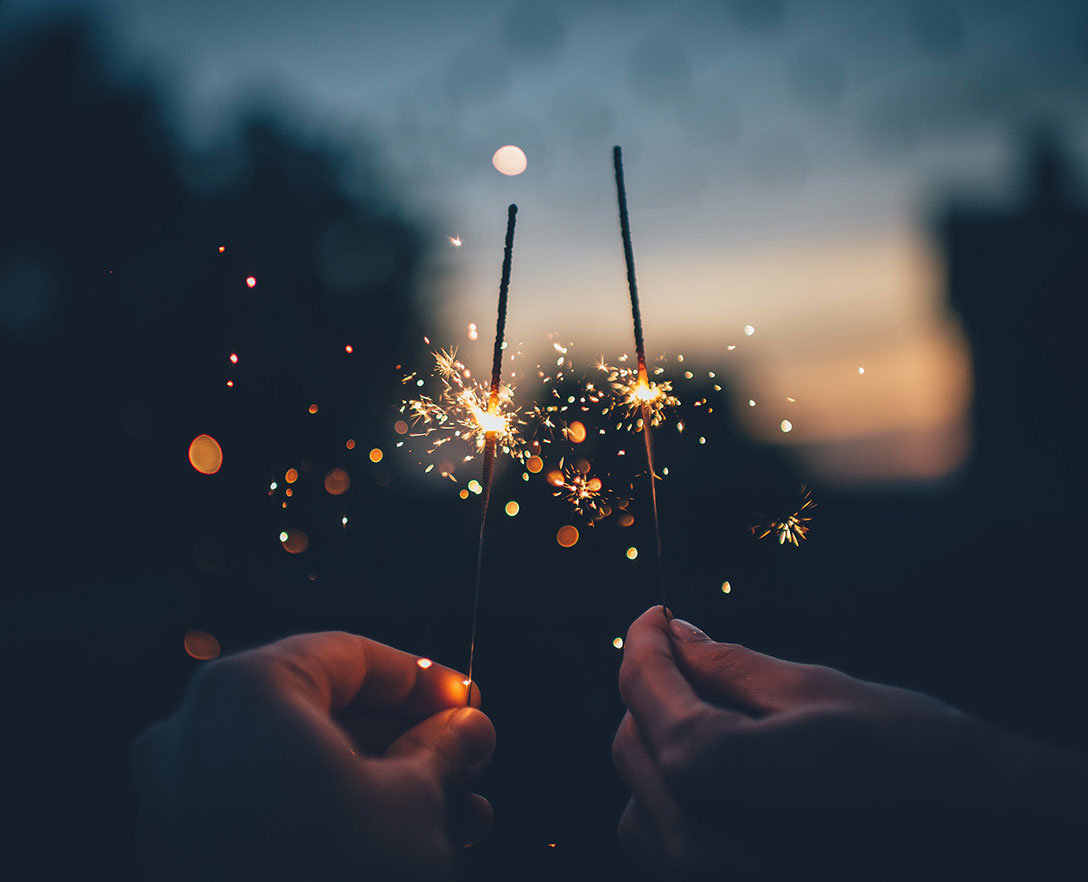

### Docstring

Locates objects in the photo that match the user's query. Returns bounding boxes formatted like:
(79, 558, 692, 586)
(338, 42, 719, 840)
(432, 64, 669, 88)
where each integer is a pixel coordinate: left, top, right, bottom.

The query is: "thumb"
(667, 617, 799, 714)
(384, 707, 496, 794)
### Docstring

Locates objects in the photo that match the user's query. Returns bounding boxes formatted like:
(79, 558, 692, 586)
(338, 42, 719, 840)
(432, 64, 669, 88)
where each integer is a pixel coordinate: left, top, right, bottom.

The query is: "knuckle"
(186, 653, 270, 709)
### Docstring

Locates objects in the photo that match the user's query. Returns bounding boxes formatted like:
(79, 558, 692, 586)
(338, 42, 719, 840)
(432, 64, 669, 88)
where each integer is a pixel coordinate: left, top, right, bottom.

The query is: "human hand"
(612, 607, 1087, 878)
(131, 632, 495, 882)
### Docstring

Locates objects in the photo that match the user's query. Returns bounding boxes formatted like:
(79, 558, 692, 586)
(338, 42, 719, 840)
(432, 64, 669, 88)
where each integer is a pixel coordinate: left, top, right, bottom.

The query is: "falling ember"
(448, 235, 463, 247)
(229, 352, 238, 364)
(188, 434, 223, 475)
(416, 658, 434, 669)
(345, 344, 354, 354)
(342, 516, 348, 525)
(752, 486, 816, 547)
(184, 630, 221, 661)
(217, 245, 225, 253)
(308, 403, 319, 414)
(556, 524, 580, 548)
(225, 380, 234, 387)
(245, 276, 257, 288)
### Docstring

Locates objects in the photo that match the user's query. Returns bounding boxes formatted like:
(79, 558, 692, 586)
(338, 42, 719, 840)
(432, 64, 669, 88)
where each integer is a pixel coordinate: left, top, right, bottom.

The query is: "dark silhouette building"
(942, 134, 1088, 521)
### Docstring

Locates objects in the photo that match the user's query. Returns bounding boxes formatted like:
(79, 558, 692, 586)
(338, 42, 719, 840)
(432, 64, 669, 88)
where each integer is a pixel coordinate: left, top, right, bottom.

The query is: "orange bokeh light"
(308, 403, 319, 414)
(188, 434, 223, 475)
(285, 468, 299, 483)
(394, 420, 408, 435)
(324, 468, 351, 495)
(184, 630, 221, 660)
(345, 439, 356, 450)
(556, 525, 579, 548)
(245, 276, 256, 288)
(546, 469, 565, 487)
(345, 344, 353, 354)
(369, 448, 383, 463)
(526, 455, 543, 474)
(280, 528, 309, 554)
(566, 421, 587, 444)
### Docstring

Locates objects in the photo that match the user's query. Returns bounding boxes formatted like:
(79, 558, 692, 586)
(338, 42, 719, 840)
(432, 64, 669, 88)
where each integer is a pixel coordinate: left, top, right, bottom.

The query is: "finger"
(246, 631, 476, 718)
(383, 707, 496, 796)
(667, 618, 817, 714)
(617, 799, 669, 879)
(619, 606, 723, 753)
(611, 712, 685, 836)
(463, 792, 493, 847)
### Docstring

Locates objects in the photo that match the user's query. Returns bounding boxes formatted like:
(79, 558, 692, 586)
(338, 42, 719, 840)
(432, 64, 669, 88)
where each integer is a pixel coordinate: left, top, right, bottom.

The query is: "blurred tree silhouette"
(0, 16, 427, 588)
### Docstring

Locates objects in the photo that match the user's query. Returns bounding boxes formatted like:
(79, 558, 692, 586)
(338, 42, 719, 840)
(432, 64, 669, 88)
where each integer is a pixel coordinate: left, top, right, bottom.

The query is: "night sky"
(7, 0, 1087, 482)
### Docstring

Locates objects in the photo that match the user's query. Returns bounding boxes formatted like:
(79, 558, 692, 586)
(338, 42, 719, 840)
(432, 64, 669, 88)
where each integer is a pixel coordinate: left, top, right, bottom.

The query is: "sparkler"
(752, 485, 816, 547)
(466, 203, 518, 704)
(613, 145, 668, 609)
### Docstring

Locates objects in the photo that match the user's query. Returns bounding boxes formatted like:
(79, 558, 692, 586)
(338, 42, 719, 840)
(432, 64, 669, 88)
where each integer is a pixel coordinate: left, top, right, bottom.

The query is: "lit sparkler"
(547, 460, 606, 517)
(466, 203, 518, 704)
(752, 485, 816, 547)
(613, 145, 668, 608)
(596, 358, 679, 430)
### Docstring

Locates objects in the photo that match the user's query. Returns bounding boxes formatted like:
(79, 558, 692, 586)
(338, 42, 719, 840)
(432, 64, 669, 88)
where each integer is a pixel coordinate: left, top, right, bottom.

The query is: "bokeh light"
(245, 276, 256, 288)
(187, 434, 223, 475)
(324, 468, 351, 495)
(526, 455, 543, 474)
(721, 581, 732, 594)
(556, 525, 579, 548)
(626, 546, 638, 560)
(308, 403, 319, 414)
(417, 658, 433, 669)
(285, 468, 299, 483)
(184, 630, 221, 660)
(612, 637, 624, 650)
(280, 528, 309, 554)
(369, 448, 383, 463)
(781, 420, 793, 433)
(566, 420, 587, 443)
(492, 144, 528, 176)
(394, 420, 408, 435)
(345, 439, 356, 450)
(505, 500, 520, 516)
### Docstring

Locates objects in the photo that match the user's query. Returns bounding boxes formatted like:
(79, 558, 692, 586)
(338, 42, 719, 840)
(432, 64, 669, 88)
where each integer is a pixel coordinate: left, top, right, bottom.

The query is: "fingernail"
(448, 707, 494, 764)
(669, 618, 709, 642)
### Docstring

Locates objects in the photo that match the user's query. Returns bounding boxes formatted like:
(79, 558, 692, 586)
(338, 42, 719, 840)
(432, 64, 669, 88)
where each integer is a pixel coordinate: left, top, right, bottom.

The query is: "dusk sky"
(8, 0, 1087, 483)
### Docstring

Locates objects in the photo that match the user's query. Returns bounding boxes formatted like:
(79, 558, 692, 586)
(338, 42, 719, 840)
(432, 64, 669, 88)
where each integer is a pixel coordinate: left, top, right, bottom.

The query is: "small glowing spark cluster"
(596, 358, 680, 430)
(547, 460, 606, 516)
(752, 486, 816, 547)
(400, 348, 524, 469)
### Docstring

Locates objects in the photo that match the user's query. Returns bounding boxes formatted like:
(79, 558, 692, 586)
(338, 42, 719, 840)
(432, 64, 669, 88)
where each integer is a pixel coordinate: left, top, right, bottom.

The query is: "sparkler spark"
(597, 359, 679, 429)
(547, 460, 605, 516)
(752, 485, 816, 547)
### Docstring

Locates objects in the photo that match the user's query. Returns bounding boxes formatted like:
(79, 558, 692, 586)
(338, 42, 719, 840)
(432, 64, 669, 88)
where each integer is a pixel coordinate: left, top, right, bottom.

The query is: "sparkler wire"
(613, 146, 668, 612)
(466, 203, 518, 704)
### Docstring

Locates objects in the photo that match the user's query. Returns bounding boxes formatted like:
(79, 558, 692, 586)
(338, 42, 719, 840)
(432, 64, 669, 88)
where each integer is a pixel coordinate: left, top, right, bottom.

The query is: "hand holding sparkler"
(613, 607, 1088, 877)
(131, 632, 495, 881)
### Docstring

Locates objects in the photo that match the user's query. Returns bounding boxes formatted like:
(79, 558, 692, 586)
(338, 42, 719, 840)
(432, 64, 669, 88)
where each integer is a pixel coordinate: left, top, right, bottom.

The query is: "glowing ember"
(626, 546, 638, 560)
(416, 658, 433, 669)
(345, 344, 354, 354)
(448, 236, 462, 247)
(308, 403, 319, 414)
(245, 276, 257, 288)
(596, 359, 679, 429)
(229, 352, 238, 364)
(721, 581, 731, 593)
(612, 637, 624, 649)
